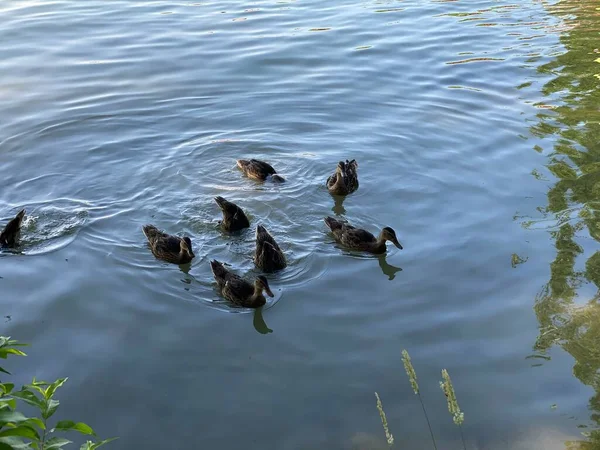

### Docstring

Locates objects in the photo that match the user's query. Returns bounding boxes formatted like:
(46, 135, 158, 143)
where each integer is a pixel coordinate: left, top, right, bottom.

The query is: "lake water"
(1, 0, 599, 449)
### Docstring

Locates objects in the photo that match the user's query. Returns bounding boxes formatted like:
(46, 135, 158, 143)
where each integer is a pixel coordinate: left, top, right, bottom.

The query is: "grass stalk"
(375, 392, 394, 447)
(402, 349, 438, 450)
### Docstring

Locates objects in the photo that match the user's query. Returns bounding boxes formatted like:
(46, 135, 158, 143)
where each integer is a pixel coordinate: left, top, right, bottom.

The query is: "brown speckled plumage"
(326, 160, 359, 195)
(0, 209, 25, 248)
(142, 225, 195, 265)
(254, 225, 286, 272)
(210, 260, 274, 308)
(237, 159, 285, 182)
(324, 216, 402, 254)
(215, 196, 250, 232)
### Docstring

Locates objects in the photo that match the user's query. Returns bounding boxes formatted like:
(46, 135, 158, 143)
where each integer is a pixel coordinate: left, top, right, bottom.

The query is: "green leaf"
(42, 399, 60, 420)
(0, 399, 16, 411)
(0, 384, 14, 396)
(44, 437, 72, 449)
(79, 438, 118, 450)
(24, 418, 45, 431)
(0, 368, 11, 376)
(0, 411, 28, 424)
(2, 350, 26, 358)
(44, 379, 67, 401)
(54, 421, 95, 436)
(0, 425, 40, 440)
(0, 436, 34, 449)
(12, 391, 44, 411)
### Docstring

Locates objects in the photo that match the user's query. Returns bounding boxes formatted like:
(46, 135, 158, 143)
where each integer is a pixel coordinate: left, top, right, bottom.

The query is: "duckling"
(254, 224, 286, 272)
(142, 225, 195, 264)
(0, 209, 25, 248)
(326, 160, 359, 195)
(324, 216, 402, 254)
(237, 159, 285, 182)
(210, 260, 274, 308)
(214, 196, 250, 232)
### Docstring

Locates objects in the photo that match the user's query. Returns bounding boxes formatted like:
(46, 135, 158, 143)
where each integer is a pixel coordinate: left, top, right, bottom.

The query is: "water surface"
(1, 0, 599, 448)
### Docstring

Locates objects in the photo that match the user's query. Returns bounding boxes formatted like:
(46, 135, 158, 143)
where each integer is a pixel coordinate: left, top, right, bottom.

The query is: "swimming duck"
(326, 160, 359, 195)
(214, 196, 250, 232)
(210, 260, 274, 308)
(324, 216, 402, 254)
(142, 225, 195, 264)
(0, 209, 25, 248)
(254, 224, 286, 272)
(237, 159, 285, 182)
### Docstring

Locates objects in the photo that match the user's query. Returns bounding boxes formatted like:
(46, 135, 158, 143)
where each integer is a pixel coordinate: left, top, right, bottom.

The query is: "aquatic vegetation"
(0, 336, 115, 450)
(374, 392, 394, 447)
(376, 350, 466, 450)
(402, 350, 437, 450)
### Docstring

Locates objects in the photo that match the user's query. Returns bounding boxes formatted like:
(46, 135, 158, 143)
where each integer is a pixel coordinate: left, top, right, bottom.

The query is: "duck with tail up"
(210, 260, 274, 308)
(324, 216, 402, 254)
(142, 225, 195, 265)
(1, 209, 25, 248)
(254, 224, 286, 272)
(214, 196, 250, 232)
(326, 160, 358, 196)
(237, 159, 285, 183)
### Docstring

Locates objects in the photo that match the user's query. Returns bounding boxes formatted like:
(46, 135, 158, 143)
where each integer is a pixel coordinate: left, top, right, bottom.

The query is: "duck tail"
(324, 216, 343, 232)
(256, 224, 268, 237)
(210, 259, 228, 278)
(15, 209, 25, 222)
(142, 224, 160, 242)
(214, 196, 228, 210)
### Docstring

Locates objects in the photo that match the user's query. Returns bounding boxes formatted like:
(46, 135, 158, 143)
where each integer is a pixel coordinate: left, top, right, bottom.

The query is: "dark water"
(1, 0, 599, 448)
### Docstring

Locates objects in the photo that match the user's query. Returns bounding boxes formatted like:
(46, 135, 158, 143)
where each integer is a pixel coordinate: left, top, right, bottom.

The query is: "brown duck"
(326, 160, 359, 195)
(142, 225, 195, 264)
(324, 216, 402, 254)
(215, 196, 250, 232)
(237, 159, 285, 182)
(0, 209, 25, 248)
(210, 260, 274, 308)
(254, 224, 286, 272)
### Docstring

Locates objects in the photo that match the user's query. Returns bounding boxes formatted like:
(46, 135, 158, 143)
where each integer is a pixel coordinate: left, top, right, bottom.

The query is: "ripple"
(1, 201, 89, 256)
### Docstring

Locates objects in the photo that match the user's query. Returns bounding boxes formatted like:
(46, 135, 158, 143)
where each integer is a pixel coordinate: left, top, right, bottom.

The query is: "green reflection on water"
(528, 1, 600, 448)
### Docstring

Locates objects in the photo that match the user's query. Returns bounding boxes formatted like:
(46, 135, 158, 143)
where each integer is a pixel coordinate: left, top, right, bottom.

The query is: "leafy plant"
(0, 337, 115, 450)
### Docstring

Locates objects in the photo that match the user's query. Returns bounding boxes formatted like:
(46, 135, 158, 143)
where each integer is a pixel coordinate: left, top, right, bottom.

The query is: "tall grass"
(374, 350, 466, 450)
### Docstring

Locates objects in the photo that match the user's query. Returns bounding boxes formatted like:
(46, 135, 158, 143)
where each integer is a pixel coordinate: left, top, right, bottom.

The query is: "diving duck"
(326, 160, 358, 195)
(237, 159, 285, 182)
(142, 225, 195, 264)
(0, 209, 25, 248)
(210, 260, 274, 308)
(254, 224, 286, 272)
(324, 216, 402, 254)
(214, 196, 250, 232)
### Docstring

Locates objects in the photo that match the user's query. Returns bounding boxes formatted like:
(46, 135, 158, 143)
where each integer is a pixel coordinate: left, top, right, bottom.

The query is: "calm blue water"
(1, 0, 599, 449)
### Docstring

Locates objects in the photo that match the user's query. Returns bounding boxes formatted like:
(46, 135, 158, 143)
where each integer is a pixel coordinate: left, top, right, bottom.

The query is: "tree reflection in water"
(526, 0, 600, 447)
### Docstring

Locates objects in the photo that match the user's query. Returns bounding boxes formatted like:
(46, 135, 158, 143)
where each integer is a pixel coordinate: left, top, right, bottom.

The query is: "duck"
(142, 225, 195, 264)
(237, 159, 285, 182)
(324, 216, 402, 254)
(254, 224, 286, 272)
(326, 160, 358, 195)
(214, 196, 250, 232)
(210, 260, 274, 308)
(0, 209, 25, 248)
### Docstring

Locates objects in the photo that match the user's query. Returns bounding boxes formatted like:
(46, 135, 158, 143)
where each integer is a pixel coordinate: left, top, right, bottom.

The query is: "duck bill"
(393, 238, 403, 250)
(264, 286, 275, 297)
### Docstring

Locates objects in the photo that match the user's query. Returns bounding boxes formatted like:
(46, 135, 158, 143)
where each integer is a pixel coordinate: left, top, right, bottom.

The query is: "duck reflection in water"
(331, 195, 346, 216)
(253, 306, 273, 334)
(378, 253, 402, 281)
